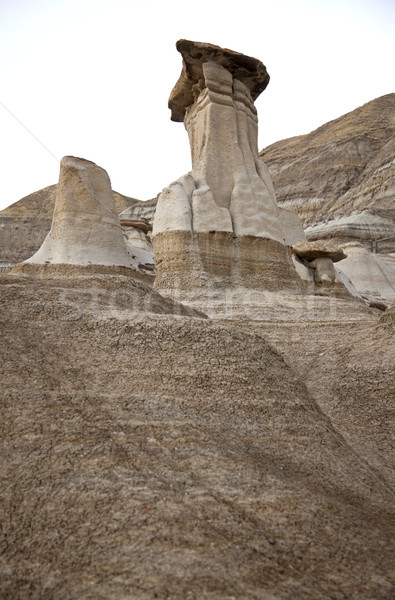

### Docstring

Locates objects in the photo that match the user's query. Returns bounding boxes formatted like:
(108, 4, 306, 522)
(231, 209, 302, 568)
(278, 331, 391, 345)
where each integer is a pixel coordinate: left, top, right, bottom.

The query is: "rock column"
(153, 40, 303, 310)
(184, 60, 283, 240)
(14, 156, 135, 276)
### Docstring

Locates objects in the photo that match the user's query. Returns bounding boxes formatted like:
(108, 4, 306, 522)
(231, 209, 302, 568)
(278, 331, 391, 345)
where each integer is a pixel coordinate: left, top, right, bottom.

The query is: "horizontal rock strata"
(118, 197, 158, 225)
(153, 231, 303, 292)
(153, 40, 359, 315)
(260, 94, 395, 246)
(152, 231, 365, 318)
(1, 275, 391, 599)
(305, 212, 395, 249)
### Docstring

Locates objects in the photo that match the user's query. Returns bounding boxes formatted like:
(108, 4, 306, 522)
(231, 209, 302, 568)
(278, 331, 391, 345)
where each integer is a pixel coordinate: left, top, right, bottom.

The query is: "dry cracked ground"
(1, 274, 394, 600)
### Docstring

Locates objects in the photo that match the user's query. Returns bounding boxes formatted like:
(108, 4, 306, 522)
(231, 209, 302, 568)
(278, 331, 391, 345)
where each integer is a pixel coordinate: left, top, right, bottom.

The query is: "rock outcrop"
(305, 212, 395, 250)
(0, 183, 143, 270)
(12, 157, 152, 278)
(118, 197, 158, 225)
(291, 240, 350, 288)
(168, 39, 270, 122)
(152, 40, 362, 317)
(260, 94, 395, 248)
(156, 41, 283, 241)
(1, 41, 393, 600)
(153, 40, 314, 316)
(338, 243, 395, 305)
(292, 240, 347, 263)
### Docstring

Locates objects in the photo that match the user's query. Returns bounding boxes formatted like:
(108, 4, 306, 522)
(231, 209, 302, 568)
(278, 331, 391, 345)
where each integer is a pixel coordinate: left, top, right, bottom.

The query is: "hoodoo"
(152, 40, 362, 319)
(12, 156, 141, 277)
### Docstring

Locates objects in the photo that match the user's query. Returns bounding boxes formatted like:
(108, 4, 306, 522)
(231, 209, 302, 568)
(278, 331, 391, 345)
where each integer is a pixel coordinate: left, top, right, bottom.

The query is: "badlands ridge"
(0, 40, 394, 600)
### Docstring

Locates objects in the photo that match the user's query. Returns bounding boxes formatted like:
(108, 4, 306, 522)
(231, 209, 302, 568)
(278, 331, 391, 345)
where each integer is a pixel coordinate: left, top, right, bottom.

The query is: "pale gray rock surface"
(119, 197, 157, 225)
(334, 265, 362, 299)
(5, 157, 154, 280)
(278, 208, 307, 245)
(155, 42, 284, 242)
(123, 226, 152, 253)
(309, 256, 338, 284)
(0, 184, 142, 271)
(305, 212, 395, 248)
(22, 157, 132, 270)
(339, 243, 395, 305)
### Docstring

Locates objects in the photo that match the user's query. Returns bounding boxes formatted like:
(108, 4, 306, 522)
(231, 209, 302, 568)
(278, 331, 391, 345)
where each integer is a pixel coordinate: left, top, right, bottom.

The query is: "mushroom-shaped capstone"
(292, 241, 347, 263)
(169, 39, 270, 122)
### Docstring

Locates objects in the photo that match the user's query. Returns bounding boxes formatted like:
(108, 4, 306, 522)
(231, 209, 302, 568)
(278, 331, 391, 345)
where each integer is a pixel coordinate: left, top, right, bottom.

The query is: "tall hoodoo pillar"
(153, 40, 311, 315)
(154, 39, 284, 241)
(12, 156, 147, 278)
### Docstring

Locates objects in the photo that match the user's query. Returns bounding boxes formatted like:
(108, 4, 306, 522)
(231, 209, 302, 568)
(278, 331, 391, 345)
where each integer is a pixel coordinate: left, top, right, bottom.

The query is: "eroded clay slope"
(235, 311, 395, 491)
(0, 276, 394, 600)
(260, 93, 395, 237)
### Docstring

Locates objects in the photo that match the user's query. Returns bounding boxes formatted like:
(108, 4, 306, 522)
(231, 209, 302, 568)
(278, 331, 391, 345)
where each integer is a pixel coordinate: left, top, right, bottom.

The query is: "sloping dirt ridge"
(0, 276, 394, 600)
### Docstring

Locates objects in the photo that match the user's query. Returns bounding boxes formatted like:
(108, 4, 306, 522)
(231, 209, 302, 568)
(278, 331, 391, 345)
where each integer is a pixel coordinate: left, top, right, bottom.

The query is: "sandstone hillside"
(260, 93, 395, 242)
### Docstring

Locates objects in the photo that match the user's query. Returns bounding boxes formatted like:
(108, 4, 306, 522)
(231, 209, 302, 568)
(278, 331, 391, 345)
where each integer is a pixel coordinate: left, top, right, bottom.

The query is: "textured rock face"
(119, 197, 158, 225)
(305, 212, 395, 249)
(13, 157, 144, 276)
(0, 216, 51, 272)
(153, 230, 368, 318)
(123, 225, 152, 253)
(278, 208, 307, 245)
(0, 185, 56, 271)
(338, 243, 395, 305)
(1, 275, 393, 599)
(292, 241, 347, 262)
(261, 94, 395, 245)
(169, 39, 270, 122)
(153, 41, 314, 315)
(155, 52, 284, 242)
(291, 241, 357, 291)
(153, 231, 303, 291)
(0, 184, 140, 270)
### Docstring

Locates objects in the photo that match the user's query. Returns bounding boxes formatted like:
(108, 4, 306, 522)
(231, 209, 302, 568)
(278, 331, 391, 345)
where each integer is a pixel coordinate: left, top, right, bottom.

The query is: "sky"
(0, 0, 394, 211)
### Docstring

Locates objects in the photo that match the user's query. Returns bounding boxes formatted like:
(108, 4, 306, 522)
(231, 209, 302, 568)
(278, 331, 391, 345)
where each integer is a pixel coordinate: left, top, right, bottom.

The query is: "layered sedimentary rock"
(168, 39, 270, 122)
(0, 183, 141, 270)
(152, 40, 360, 317)
(12, 157, 151, 277)
(305, 212, 395, 250)
(291, 240, 354, 294)
(0, 185, 56, 271)
(118, 197, 158, 225)
(156, 41, 284, 241)
(260, 94, 395, 247)
(2, 275, 393, 599)
(153, 40, 312, 315)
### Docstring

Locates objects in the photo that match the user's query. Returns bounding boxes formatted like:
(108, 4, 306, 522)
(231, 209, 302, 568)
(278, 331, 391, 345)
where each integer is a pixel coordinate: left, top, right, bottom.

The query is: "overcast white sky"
(0, 0, 394, 211)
